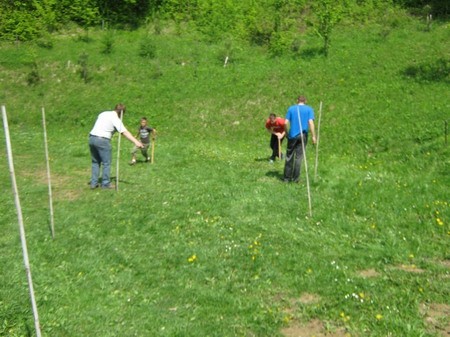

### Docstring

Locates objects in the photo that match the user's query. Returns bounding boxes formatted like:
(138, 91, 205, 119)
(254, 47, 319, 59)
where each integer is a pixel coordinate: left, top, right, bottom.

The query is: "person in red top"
(265, 113, 286, 162)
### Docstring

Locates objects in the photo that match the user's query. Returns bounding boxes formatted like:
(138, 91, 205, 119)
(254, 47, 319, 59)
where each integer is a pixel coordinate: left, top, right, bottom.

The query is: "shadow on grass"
(86, 177, 132, 186)
(402, 57, 449, 83)
(265, 170, 284, 181)
(298, 47, 324, 60)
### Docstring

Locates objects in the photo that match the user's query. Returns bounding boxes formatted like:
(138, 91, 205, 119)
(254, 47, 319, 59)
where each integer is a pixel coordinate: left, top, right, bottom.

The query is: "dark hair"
(141, 117, 147, 121)
(269, 113, 276, 118)
(115, 103, 126, 114)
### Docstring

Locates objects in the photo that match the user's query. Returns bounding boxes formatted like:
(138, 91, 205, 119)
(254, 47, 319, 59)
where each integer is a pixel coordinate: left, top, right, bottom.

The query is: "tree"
(313, 0, 344, 56)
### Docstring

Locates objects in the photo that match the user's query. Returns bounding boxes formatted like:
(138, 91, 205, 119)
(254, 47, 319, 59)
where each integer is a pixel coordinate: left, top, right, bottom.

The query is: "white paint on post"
(41, 107, 55, 238)
(2, 105, 42, 337)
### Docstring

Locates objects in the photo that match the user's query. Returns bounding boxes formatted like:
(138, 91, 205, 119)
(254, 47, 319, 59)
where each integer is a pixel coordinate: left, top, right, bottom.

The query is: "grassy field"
(0, 17, 449, 337)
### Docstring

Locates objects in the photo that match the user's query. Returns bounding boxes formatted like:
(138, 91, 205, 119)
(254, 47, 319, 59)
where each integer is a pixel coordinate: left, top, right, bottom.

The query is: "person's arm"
(122, 130, 143, 148)
(308, 119, 316, 145)
(284, 119, 290, 135)
(265, 122, 273, 135)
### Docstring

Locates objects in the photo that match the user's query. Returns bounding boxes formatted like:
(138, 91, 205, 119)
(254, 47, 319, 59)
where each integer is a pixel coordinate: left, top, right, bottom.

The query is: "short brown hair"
(115, 103, 126, 114)
(297, 96, 306, 103)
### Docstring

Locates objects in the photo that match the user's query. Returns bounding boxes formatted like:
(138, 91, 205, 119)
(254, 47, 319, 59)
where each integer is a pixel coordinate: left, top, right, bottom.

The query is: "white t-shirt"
(89, 111, 127, 139)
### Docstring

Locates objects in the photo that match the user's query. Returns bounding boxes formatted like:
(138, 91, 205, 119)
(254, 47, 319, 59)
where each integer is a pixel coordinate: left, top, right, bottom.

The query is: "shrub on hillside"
(139, 37, 156, 58)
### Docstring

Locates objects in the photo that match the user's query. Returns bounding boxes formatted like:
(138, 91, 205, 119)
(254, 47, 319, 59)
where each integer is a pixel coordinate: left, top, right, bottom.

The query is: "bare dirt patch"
(280, 294, 349, 337)
(20, 167, 87, 201)
(396, 264, 426, 273)
(281, 319, 349, 337)
(357, 268, 380, 278)
(420, 302, 450, 336)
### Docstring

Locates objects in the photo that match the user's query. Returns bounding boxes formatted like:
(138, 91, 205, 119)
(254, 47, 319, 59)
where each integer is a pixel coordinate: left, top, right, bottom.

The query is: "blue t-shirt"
(285, 104, 314, 139)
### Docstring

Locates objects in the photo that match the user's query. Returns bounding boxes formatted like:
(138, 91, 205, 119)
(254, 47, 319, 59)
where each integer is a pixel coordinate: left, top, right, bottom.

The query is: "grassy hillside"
(0, 18, 449, 337)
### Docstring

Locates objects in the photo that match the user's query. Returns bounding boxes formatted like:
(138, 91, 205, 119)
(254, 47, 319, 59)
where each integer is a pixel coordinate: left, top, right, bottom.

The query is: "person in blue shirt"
(283, 95, 316, 183)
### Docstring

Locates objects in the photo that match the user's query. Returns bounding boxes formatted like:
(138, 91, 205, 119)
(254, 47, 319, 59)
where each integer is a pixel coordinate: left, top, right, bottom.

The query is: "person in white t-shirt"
(88, 103, 143, 189)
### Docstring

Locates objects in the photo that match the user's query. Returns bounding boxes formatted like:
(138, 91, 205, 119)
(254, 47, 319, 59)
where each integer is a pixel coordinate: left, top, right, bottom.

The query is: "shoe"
(146, 157, 150, 162)
(281, 178, 290, 183)
(101, 185, 115, 190)
(269, 159, 274, 164)
(129, 160, 136, 165)
(90, 184, 99, 189)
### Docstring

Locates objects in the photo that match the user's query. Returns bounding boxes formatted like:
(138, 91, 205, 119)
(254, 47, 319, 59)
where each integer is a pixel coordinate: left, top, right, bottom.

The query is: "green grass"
(0, 18, 449, 337)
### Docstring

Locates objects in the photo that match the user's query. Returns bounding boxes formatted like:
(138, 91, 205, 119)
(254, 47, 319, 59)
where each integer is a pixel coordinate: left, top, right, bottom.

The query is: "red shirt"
(265, 117, 285, 133)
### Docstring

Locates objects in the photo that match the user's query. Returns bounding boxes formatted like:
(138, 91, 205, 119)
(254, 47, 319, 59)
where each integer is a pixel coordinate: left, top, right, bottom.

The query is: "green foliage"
(26, 61, 41, 85)
(77, 52, 90, 83)
(101, 31, 115, 54)
(0, 9, 43, 41)
(36, 35, 54, 49)
(312, 0, 345, 56)
(138, 36, 157, 58)
(393, 0, 450, 17)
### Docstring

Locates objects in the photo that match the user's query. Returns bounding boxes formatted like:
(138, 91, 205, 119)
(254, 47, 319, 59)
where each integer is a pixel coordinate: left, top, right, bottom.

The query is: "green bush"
(139, 36, 157, 58)
(26, 62, 41, 86)
(101, 31, 115, 54)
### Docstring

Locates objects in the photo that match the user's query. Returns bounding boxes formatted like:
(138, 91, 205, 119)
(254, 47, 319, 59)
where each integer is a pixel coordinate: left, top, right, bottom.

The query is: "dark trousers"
(283, 133, 308, 182)
(270, 134, 284, 159)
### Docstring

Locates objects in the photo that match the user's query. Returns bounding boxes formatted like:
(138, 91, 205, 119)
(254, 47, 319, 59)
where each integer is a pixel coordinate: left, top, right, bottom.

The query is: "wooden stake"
(278, 137, 281, 159)
(151, 136, 155, 164)
(297, 106, 312, 217)
(2, 105, 42, 337)
(41, 107, 55, 239)
(115, 110, 124, 191)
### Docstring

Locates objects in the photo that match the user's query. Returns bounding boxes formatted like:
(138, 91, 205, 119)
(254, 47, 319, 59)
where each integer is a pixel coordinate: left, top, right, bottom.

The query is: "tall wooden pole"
(115, 110, 124, 191)
(297, 106, 312, 217)
(314, 101, 323, 180)
(41, 107, 55, 238)
(2, 105, 42, 337)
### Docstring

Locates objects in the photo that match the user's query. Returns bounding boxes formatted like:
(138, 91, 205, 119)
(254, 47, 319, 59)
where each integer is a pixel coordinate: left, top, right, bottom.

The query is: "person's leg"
(95, 138, 112, 187)
(292, 134, 308, 182)
(141, 143, 149, 161)
(89, 137, 101, 188)
(283, 137, 297, 180)
(130, 145, 138, 164)
(269, 135, 277, 160)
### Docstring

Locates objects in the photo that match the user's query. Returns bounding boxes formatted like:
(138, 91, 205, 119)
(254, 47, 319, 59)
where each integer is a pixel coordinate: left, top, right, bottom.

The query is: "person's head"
(297, 96, 307, 104)
(140, 117, 148, 127)
(115, 103, 126, 116)
(269, 113, 276, 123)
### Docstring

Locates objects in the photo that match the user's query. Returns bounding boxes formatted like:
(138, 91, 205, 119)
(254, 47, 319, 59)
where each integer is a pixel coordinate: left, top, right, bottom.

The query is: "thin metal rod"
(297, 106, 312, 217)
(115, 110, 124, 191)
(314, 101, 323, 180)
(41, 107, 55, 238)
(2, 105, 42, 337)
